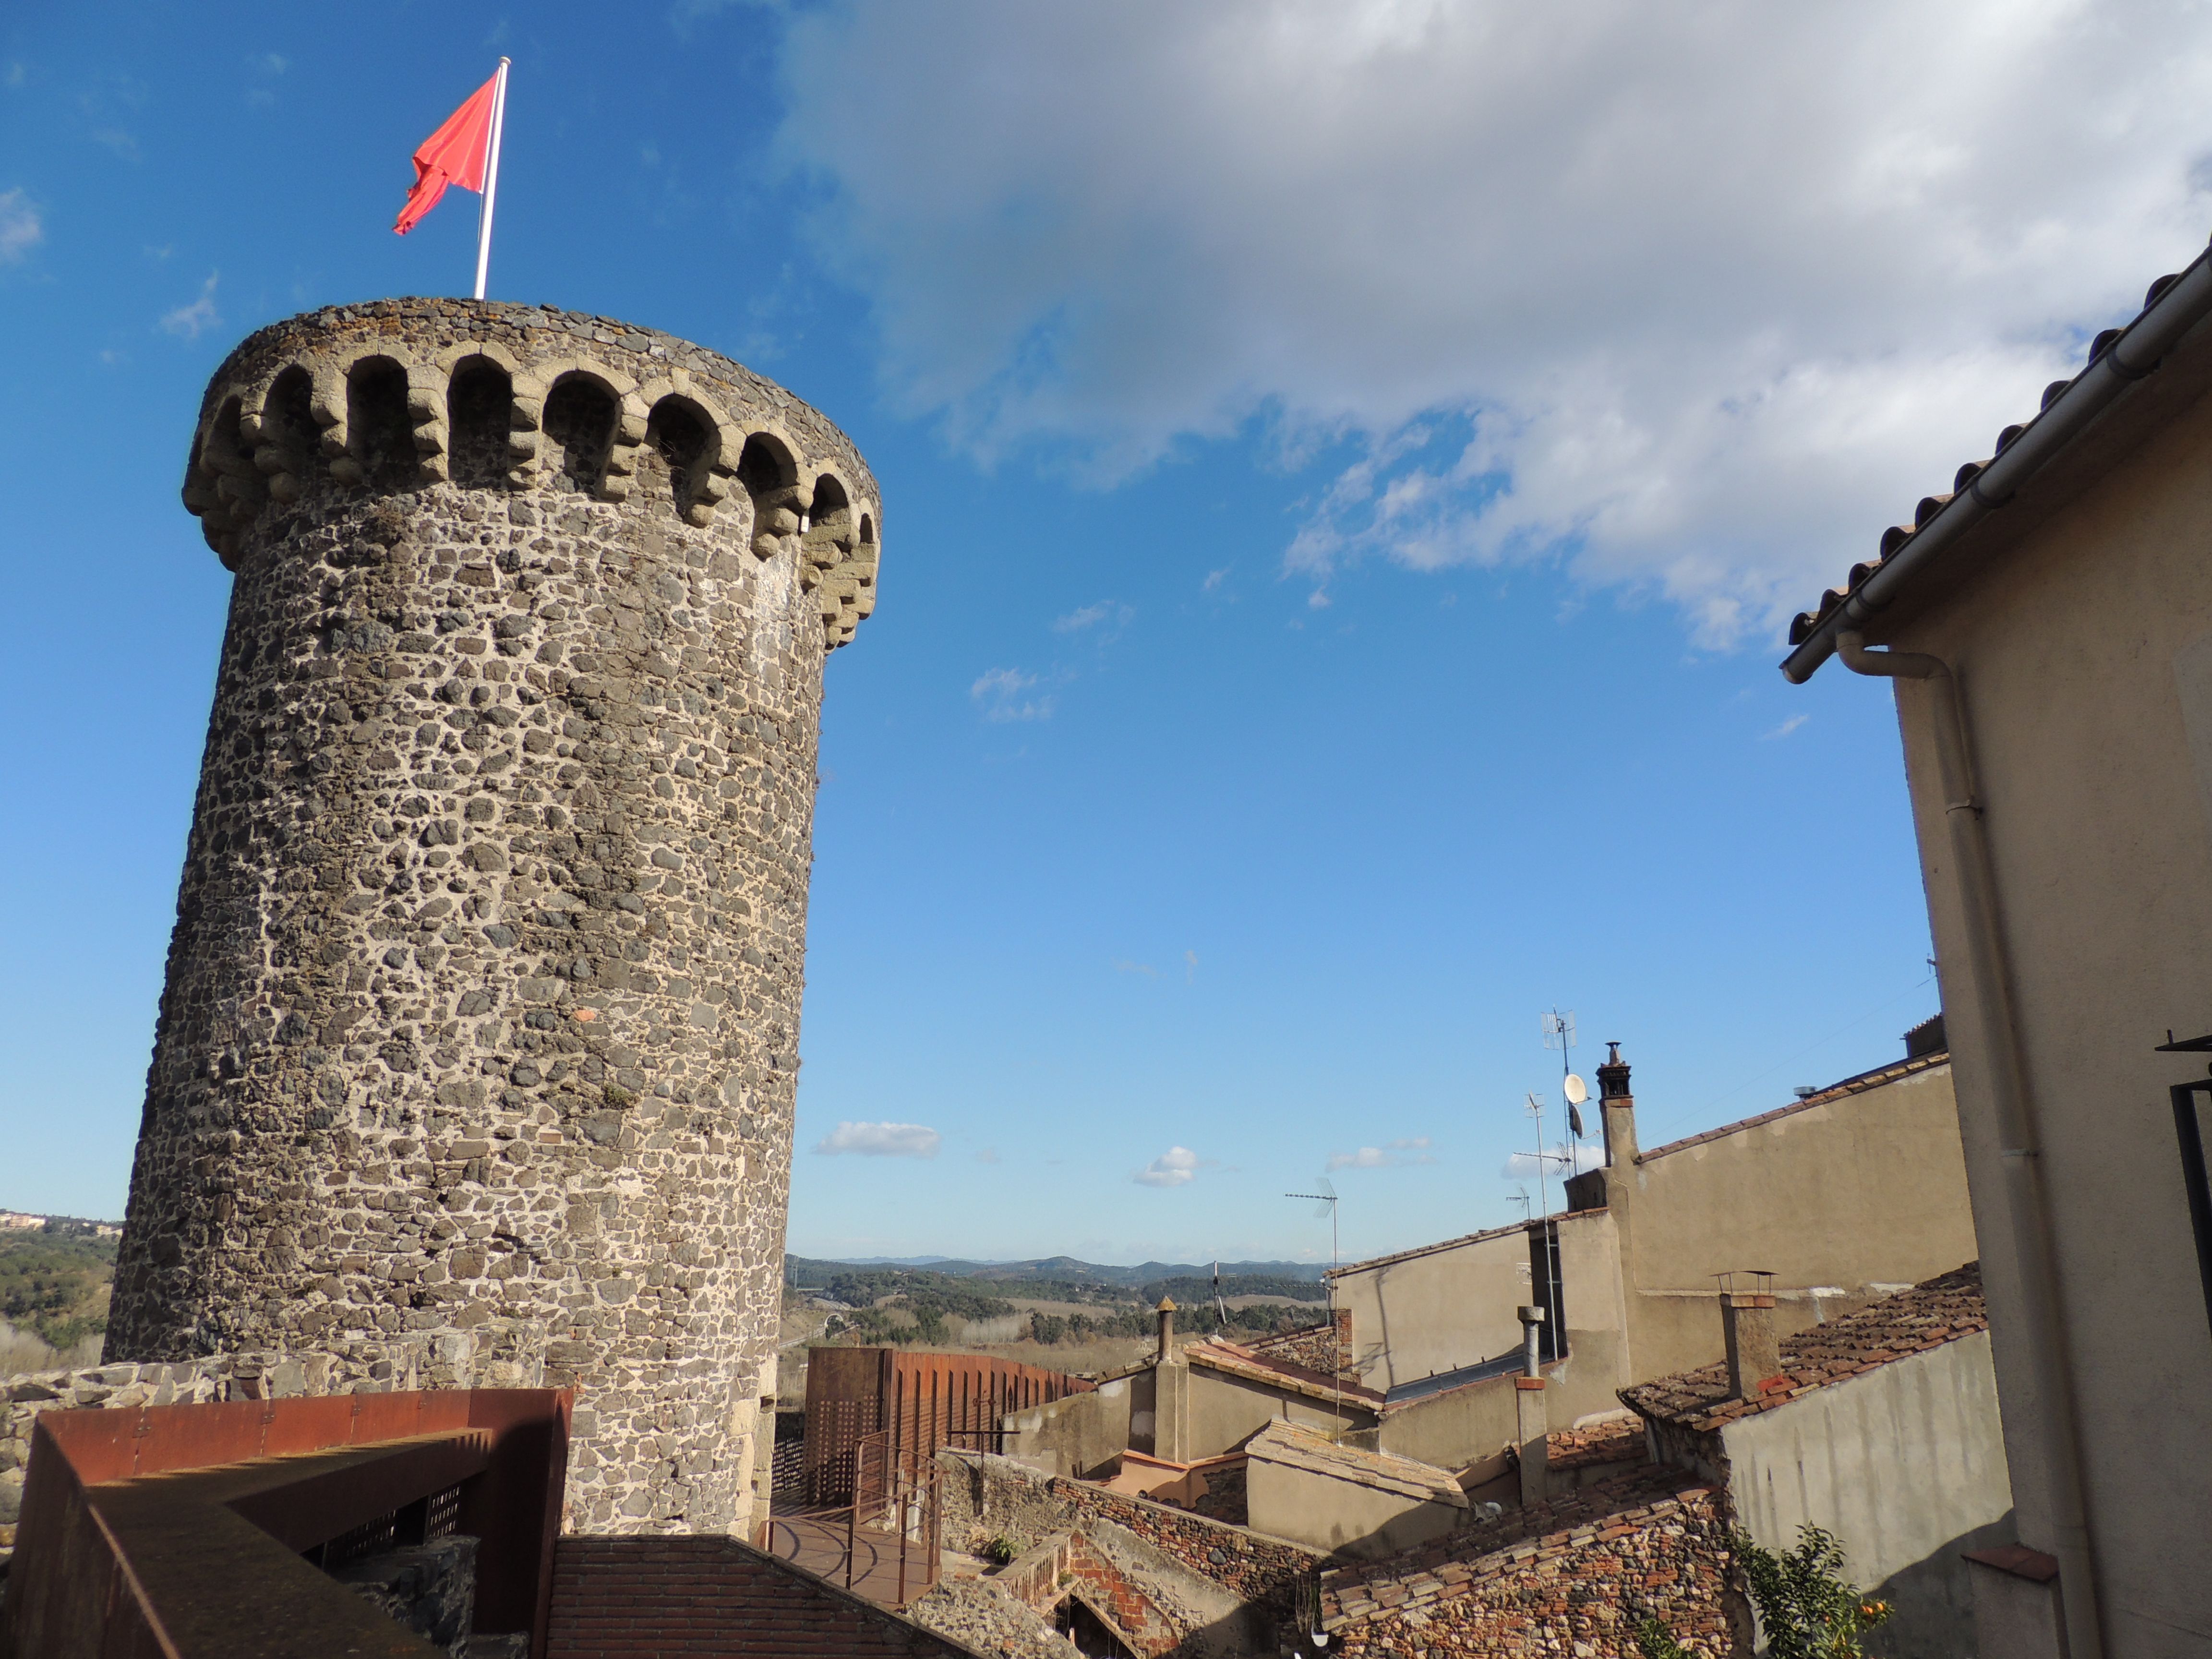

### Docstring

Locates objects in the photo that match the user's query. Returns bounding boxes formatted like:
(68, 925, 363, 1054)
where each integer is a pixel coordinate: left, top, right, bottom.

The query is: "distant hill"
(788, 1254, 1328, 1288)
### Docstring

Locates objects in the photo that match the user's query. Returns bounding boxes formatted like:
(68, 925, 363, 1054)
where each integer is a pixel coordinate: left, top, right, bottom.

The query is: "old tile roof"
(1619, 1262, 1984, 1432)
(1243, 1419, 1467, 1506)
(1183, 1337, 1387, 1412)
(1318, 1467, 1714, 1630)
(1639, 1048, 1949, 1165)
(1544, 1417, 1647, 1473)
(1784, 243, 2212, 673)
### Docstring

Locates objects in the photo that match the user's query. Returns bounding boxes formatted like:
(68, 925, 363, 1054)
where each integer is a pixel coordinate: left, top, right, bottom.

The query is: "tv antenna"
(1286, 1178, 1339, 1278)
(1543, 1008, 1588, 1152)
(1521, 1088, 1565, 1367)
(1285, 1178, 1345, 1437)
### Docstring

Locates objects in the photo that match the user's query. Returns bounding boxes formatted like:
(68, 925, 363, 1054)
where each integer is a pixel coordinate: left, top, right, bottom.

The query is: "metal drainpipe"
(1834, 631, 2104, 1659)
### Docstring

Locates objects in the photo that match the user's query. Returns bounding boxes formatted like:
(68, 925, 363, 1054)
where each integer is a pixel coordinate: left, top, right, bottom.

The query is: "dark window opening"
(542, 376, 616, 496)
(348, 358, 419, 490)
(446, 359, 513, 490)
(1055, 1597, 1135, 1659)
(263, 364, 319, 484)
(735, 432, 793, 495)
(645, 397, 713, 518)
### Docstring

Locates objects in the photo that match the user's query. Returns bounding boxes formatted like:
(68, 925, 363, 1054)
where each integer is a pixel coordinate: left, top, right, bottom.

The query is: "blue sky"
(3, 1, 2202, 1263)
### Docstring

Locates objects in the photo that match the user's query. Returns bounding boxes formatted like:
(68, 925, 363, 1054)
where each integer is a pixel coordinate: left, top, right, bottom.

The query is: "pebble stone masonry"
(103, 298, 881, 1536)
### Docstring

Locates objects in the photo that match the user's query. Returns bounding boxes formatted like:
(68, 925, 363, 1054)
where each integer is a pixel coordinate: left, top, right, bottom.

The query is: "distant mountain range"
(788, 1253, 1329, 1286)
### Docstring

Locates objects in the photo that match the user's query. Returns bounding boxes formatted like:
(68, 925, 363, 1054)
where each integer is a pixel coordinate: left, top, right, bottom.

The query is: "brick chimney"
(1155, 1296, 1176, 1361)
(1597, 1042, 1638, 1166)
(1719, 1271, 1781, 1398)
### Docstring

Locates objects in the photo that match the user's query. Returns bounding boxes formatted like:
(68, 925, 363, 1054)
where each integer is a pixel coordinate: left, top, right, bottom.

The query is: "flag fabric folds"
(394, 73, 500, 235)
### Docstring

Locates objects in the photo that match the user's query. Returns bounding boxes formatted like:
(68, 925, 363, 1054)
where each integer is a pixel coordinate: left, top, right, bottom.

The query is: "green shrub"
(1633, 1525, 1887, 1659)
(1733, 1524, 1890, 1659)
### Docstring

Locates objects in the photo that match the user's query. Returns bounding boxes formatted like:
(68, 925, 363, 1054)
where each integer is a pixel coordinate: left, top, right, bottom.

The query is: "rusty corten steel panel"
(801, 1347, 1094, 1501)
(0, 1390, 571, 1659)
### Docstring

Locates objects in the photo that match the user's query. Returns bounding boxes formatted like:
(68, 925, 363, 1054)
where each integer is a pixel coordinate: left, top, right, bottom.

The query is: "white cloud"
(1763, 713, 1810, 741)
(815, 1120, 942, 1158)
(0, 190, 41, 264)
(1327, 1136, 1437, 1171)
(1053, 599, 1134, 635)
(1135, 1146, 1202, 1187)
(161, 272, 220, 340)
(778, 0, 2212, 644)
(970, 665, 1054, 721)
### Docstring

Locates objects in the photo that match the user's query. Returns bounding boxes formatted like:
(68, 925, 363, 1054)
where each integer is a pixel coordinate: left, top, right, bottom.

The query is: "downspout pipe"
(1783, 245, 2212, 685)
(1834, 632, 2104, 1659)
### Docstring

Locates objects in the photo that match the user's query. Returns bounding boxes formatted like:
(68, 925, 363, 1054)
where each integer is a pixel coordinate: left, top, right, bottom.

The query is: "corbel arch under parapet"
(802, 471, 881, 648)
(444, 352, 517, 491)
(797, 469, 855, 590)
(734, 428, 804, 562)
(239, 363, 320, 506)
(520, 360, 645, 502)
(640, 388, 735, 527)
(182, 394, 258, 567)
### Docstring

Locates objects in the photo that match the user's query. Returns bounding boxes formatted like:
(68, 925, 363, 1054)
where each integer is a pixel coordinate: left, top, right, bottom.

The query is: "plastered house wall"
(1882, 368, 2212, 1658)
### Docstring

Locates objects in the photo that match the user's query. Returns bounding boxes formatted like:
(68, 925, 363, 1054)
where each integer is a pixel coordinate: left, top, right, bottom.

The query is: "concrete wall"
(1881, 359, 2212, 1657)
(1327, 1227, 1529, 1391)
(1617, 1065, 1975, 1382)
(1243, 1455, 1463, 1562)
(1003, 1373, 1134, 1479)
(1333, 1064, 1974, 1467)
(1720, 1331, 2014, 1659)
(1179, 1365, 1371, 1461)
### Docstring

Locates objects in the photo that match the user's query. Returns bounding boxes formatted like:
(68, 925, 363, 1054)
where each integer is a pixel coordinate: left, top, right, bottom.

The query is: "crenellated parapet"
(182, 299, 881, 648)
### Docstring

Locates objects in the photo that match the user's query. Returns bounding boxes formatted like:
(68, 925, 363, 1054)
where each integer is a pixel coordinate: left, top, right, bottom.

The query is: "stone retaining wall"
(939, 1450, 1323, 1642)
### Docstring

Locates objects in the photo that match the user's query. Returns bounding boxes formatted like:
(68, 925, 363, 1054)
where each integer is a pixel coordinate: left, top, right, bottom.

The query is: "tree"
(1635, 1524, 1887, 1659)
(1731, 1524, 1889, 1659)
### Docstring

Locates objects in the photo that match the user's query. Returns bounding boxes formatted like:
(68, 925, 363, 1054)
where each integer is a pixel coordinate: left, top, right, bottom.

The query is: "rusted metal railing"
(764, 1429, 940, 1606)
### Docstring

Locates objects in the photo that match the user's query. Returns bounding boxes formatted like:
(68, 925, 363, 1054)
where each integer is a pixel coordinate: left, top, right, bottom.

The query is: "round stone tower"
(106, 299, 880, 1535)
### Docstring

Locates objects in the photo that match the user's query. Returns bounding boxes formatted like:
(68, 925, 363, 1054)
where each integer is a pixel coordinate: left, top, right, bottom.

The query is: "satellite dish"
(1563, 1074, 1589, 1106)
(1567, 1103, 1586, 1139)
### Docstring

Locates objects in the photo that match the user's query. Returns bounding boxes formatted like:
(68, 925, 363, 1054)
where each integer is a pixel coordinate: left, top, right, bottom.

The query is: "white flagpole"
(472, 57, 511, 301)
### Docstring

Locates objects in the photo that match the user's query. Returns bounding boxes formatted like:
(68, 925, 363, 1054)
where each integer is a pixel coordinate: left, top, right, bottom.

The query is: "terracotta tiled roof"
(1183, 1337, 1386, 1412)
(1640, 1049, 1949, 1165)
(1244, 1419, 1466, 1506)
(1318, 1467, 1713, 1628)
(1545, 1418, 1647, 1473)
(1620, 1262, 1985, 1432)
(1785, 251, 2208, 658)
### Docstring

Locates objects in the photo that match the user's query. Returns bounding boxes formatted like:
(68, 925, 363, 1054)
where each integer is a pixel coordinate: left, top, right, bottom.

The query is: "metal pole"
(472, 57, 510, 301)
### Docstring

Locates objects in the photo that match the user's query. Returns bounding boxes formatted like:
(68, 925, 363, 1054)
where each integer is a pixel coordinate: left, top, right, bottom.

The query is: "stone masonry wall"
(1320, 1480, 1739, 1659)
(105, 299, 881, 1537)
(939, 1451, 1323, 1639)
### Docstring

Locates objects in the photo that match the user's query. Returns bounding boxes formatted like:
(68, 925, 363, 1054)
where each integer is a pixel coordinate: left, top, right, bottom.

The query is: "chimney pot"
(1155, 1296, 1176, 1360)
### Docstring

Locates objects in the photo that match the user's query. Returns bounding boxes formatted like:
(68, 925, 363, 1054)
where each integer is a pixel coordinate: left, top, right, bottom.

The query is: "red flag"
(394, 73, 499, 235)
